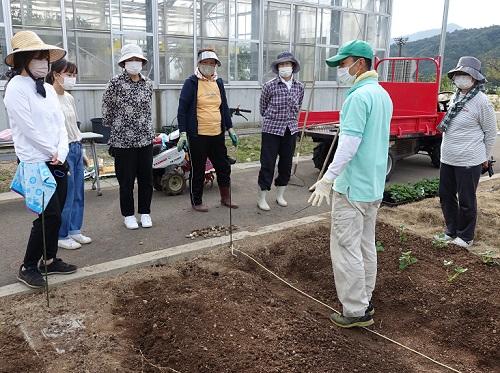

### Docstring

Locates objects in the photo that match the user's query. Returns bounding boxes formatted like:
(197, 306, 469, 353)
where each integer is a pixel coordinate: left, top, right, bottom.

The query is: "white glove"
(307, 177, 333, 207)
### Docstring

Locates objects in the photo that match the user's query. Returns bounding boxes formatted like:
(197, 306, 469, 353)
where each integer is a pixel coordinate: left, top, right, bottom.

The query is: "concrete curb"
(0, 212, 329, 298)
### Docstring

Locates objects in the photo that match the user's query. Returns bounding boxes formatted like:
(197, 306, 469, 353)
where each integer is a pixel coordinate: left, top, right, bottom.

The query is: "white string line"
(232, 247, 463, 373)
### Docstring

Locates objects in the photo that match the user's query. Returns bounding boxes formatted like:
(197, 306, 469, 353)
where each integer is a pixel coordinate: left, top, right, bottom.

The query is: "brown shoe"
(219, 186, 238, 209)
(192, 204, 209, 212)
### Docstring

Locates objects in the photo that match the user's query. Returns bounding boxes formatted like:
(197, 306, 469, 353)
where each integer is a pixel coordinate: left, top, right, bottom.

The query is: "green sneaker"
(330, 312, 374, 328)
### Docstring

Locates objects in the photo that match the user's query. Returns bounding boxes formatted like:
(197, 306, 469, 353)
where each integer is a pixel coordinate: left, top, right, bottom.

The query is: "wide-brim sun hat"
(271, 51, 300, 74)
(5, 30, 66, 67)
(197, 50, 221, 66)
(326, 40, 373, 68)
(447, 56, 486, 82)
(118, 44, 148, 67)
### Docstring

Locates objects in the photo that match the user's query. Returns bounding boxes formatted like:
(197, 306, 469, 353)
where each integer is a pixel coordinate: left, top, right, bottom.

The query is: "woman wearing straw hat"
(102, 44, 154, 229)
(257, 51, 304, 211)
(177, 48, 239, 212)
(3, 30, 77, 288)
(435, 56, 497, 248)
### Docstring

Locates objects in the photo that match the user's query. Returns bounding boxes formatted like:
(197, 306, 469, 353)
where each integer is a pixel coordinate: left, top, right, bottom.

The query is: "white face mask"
(62, 76, 76, 90)
(278, 66, 293, 78)
(337, 59, 360, 86)
(29, 59, 49, 79)
(199, 64, 216, 77)
(125, 61, 143, 75)
(453, 75, 474, 90)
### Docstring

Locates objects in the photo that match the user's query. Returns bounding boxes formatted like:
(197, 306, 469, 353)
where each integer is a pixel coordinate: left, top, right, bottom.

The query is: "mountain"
(392, 23, 463, 43)
(389, 25, 500, 87)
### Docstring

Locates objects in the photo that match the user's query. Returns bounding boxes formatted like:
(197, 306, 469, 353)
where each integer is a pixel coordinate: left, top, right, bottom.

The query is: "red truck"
(299, 57, 450, 180)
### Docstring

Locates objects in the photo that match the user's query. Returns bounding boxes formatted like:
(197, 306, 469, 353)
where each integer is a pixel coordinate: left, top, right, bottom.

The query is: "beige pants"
(330, 191, 381, 317)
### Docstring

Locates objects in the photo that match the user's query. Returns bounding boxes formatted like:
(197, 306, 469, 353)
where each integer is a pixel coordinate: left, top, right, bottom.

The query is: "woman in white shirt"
(3, 31, 77, 289)
(46, 60, 92, 250)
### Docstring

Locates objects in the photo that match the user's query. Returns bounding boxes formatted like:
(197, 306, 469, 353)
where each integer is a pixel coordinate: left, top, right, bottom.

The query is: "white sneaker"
(58, 238, 82, 250)
(276, 186, 288, 207)
(70, 233, 92, 244)
(140, 214, 153, 228)
(451, 237, 473, 248)
(257, 190, 271, 211)
(124, 216, 139, 230)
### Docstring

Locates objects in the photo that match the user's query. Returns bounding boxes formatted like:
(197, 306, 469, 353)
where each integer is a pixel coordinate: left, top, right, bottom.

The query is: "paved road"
(0, 137, 498, 287)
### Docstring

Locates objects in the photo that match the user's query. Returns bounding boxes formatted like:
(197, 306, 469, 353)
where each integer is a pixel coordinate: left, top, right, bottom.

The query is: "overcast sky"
(391, 0, 500, 37)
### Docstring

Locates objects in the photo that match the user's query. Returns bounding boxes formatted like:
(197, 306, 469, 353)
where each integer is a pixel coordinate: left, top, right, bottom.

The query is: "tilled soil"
(0, 222, 498, 373)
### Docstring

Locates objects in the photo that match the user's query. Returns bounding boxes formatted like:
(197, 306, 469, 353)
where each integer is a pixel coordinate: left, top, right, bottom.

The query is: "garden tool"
(290, 81, 316, 187)
(41, 192, 50, 307)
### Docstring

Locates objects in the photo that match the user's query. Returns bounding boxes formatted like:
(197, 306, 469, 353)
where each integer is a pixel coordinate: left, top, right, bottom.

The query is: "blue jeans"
(59, 142, 85, 239)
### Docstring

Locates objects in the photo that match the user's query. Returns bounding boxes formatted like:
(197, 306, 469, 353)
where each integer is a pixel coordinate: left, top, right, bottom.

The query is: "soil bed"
(0, 222, 498, 373)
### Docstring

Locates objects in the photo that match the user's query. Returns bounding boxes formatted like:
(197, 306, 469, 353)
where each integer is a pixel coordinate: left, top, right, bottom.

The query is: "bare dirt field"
(0, 219, 498, 373)
(379, 178, 500, 257)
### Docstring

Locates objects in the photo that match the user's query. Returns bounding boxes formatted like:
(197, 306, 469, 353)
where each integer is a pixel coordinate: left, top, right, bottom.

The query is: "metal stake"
(41, 192, 50, 308)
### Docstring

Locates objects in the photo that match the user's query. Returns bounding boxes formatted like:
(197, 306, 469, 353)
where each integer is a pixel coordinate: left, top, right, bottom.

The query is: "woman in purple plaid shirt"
(257, 52, 304, 211)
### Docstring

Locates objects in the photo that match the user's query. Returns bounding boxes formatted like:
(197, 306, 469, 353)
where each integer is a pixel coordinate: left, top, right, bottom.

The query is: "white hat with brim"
(118, 44, 148, 67)
(5, 30, 66, 67)
(197, 50, 221, 67)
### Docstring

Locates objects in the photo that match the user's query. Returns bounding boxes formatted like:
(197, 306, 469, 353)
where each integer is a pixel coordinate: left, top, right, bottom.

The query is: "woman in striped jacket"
(436, 56, 497, 248)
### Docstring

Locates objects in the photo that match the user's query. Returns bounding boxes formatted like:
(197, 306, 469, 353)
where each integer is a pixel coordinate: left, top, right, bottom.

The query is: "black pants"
(188, 134, 230, 206)
(24, 164, 68, 268)
(258, 128, 297, 191)
(439, 163, 482, 242)
(114, 145, 153, 217)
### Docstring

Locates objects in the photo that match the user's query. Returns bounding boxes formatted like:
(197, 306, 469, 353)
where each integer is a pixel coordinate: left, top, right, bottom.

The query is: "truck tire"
(312, 140, 336, 170)
(386, 152, 395, 181)
(430, 146, 441, 168)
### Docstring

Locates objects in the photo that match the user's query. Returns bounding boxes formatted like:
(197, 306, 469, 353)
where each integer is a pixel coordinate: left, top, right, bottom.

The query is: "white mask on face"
(29, 59, 49, 79)
(199, 64, 216, 77)
(125, 61, 143, 75)
(337, 59, 360, 86)
(62, 76, 76, 90)
(453, 75, 474, 90)
(278, 66, 293, 78)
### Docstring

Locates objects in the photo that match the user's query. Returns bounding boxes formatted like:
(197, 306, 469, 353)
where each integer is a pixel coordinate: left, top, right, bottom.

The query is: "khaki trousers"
(330, 192, 381, 317)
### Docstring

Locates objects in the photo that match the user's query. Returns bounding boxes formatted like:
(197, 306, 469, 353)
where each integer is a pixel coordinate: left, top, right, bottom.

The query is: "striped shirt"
(259, 77, 304, 136)
(441, 91, 497, 167)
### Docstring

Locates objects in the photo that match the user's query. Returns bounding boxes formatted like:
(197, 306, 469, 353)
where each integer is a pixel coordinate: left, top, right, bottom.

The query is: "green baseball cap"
(326, 40, 374, 67)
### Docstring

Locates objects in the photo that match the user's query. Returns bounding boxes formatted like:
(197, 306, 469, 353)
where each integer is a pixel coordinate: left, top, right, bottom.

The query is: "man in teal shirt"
(309, 40, 393, 328)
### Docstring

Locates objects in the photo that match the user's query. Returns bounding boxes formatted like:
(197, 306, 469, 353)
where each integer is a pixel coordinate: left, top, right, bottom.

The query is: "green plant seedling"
(398, 225, 408, 243)
(399, 251, 417, 270)
(479, 251, 500, 266)
(376, 241, 385, 252)
(443, 260, 468, 282)
(432, 235, 449, 249)
(448, 266, 468, 283)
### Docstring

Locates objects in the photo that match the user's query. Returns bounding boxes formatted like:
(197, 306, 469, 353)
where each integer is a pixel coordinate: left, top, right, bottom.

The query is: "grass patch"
(226, 133, 316, 162)
(0, 161, 17, 194)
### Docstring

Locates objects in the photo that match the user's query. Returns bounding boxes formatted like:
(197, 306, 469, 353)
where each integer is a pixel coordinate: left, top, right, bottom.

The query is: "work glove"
(307, 177, 333, 207)
(177, 132, 188, 152)
(228, 128, 239, 147)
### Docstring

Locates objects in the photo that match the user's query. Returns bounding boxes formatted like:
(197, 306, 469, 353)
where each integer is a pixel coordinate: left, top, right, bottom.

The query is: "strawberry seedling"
(399, 251, 417, 270)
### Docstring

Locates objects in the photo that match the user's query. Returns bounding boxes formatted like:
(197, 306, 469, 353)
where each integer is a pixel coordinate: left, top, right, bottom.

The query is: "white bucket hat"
(197, 50, 221, 66)
(118, 44, 148, 67)
(5, 30, 66, 67)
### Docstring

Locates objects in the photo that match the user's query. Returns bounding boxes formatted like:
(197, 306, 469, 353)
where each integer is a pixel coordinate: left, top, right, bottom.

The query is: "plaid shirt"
(260, 77, 304, 136)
